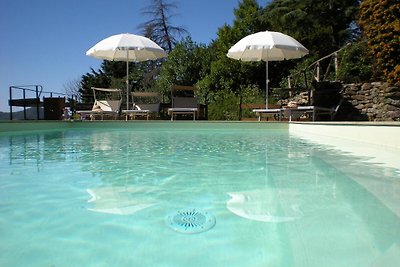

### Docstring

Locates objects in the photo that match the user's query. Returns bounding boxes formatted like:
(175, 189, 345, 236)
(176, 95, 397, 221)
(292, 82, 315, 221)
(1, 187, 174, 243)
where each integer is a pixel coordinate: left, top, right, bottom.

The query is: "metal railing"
(9, 85, 76, 120)
(286, 43, 352, 104)
(9, 85, 42, 120)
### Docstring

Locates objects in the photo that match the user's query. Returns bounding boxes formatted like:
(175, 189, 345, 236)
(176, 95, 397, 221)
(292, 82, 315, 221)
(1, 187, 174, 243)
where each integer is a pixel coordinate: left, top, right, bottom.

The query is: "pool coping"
(288, 121, 400, 150)
(290, 121, 400, 127)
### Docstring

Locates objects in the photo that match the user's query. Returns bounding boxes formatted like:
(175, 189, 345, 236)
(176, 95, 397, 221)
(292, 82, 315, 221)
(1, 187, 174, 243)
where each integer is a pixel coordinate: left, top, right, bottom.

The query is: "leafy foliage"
(262, 0, 361, 90)
(156, 37, 211, 99)
(80, 66, 111, 103)
(337, 40, 376, 83)
(264, 0, 359, 58)
(198, 0, 266, 111)
(358, 0, 400, 85)
(208, 89, 239, 120)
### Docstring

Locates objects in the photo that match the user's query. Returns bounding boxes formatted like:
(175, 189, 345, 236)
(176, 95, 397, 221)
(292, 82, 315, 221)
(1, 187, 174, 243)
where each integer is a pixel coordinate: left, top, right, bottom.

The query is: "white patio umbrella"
(227, 31, 309, 108)
(86, 33, 167, 111)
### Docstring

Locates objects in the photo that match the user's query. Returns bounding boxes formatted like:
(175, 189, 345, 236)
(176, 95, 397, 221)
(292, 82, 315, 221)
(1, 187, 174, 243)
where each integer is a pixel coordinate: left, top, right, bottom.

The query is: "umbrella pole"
(265, 56, 269, 109)
(126, 51, 129, 112)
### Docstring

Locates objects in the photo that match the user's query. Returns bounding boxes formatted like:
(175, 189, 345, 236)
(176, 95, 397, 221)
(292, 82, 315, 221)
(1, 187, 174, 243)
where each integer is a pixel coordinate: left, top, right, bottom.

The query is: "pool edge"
(289, 121, 400, 150)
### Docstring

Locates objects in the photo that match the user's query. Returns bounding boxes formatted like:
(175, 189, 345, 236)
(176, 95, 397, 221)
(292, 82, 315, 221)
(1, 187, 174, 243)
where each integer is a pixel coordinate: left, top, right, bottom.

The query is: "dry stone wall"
(342, 82, 400, 121)
(281, 81, 400, 121)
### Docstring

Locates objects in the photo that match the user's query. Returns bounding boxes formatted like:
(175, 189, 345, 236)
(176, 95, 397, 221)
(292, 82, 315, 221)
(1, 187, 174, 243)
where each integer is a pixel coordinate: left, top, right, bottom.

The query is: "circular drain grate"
(167, 209, 216, 234)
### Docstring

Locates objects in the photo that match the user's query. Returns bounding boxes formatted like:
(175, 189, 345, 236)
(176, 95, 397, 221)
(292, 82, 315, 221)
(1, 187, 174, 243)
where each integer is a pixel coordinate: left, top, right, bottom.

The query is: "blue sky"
(0, 0, 268, 112)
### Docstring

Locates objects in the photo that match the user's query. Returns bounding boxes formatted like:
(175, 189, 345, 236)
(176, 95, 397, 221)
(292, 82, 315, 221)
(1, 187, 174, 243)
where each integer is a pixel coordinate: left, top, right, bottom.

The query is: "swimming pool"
(0, 122, 399, 266)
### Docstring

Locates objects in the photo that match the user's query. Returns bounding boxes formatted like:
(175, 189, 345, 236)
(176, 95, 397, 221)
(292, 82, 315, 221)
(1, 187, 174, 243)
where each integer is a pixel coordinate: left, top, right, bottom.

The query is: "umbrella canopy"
(227, 31, 308, 108)
(86, 33, 167, 111)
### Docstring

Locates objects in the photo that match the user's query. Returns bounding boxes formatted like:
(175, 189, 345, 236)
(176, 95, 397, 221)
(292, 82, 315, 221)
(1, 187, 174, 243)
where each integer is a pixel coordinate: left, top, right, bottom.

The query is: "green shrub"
(337, 41, 377, 83)
(208, 90, 239, 120)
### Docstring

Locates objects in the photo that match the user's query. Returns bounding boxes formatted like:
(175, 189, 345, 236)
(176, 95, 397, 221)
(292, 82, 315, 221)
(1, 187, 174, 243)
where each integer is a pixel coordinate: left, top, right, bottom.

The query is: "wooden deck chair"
(76, 87, 122, 120)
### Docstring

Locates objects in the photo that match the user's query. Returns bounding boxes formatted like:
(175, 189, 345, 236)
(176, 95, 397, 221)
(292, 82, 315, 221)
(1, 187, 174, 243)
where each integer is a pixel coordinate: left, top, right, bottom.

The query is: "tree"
(79, 66, 112, 103)
(204, 0, 267, 93)
(198, 0, 268, 119)
(358, 0, 400, 85)
(139, 0, 188, 52)
(260, 0, 362, 90)
(264, 0, 360, 58)
(63, 78, 82, 100)
(157, 37, 211, 94)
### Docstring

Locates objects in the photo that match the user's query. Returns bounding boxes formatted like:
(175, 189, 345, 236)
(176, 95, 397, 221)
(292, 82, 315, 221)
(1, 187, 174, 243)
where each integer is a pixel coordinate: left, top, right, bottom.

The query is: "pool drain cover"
(167, 209, 216, 234)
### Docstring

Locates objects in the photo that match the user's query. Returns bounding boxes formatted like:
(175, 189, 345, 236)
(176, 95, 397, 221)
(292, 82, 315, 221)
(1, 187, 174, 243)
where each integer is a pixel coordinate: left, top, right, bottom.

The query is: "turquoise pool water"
(0, 122, 399, 266)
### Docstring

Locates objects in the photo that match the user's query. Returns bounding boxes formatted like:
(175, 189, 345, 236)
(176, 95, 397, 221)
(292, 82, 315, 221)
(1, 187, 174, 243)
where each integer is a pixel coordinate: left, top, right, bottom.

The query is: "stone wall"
(342, 82, 400, 121)
(280, 81, 400, 121)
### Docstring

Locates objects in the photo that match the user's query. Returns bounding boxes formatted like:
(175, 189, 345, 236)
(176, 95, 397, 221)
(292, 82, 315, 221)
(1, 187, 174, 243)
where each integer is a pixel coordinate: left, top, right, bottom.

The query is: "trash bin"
(44, 97, 65, 120)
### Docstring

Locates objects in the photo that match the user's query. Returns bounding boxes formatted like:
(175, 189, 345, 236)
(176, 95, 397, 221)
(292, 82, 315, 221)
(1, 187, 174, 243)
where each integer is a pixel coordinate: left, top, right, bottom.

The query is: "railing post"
(36, 85, 40, 120)
(23, 88, 27, 120)
(303, 70, 313, 105)
(9, 86, 13, 120)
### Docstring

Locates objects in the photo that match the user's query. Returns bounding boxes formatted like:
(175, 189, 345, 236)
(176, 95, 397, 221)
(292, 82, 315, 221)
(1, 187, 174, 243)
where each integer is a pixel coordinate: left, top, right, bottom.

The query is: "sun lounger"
(167, 85, 199, 121)
(122, 92, 160, 120)
(283, 99, 343, 121)
(252, 108, 283, 121)
(168, 97, 199, 121)
(78, 100, 121, 120)
(76, 87, 122, 120)
(76, 88, 122, 120)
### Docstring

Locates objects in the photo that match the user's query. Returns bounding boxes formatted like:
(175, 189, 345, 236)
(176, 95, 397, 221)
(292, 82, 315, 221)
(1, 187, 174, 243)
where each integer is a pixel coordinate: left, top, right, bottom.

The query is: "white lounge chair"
(168, 97, 199, 121)
(122, 92, 160, 120)
(252, 107, 283, 121)
(283, 99, 343, 121)
(76, 87, 122, 120)
(167, 85, 199, 121)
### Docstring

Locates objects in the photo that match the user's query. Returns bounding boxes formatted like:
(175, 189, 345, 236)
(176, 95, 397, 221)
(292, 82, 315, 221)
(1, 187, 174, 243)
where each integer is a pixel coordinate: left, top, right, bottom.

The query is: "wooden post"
(304, 70, 312, 105)
(334, 52, 338, 81)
